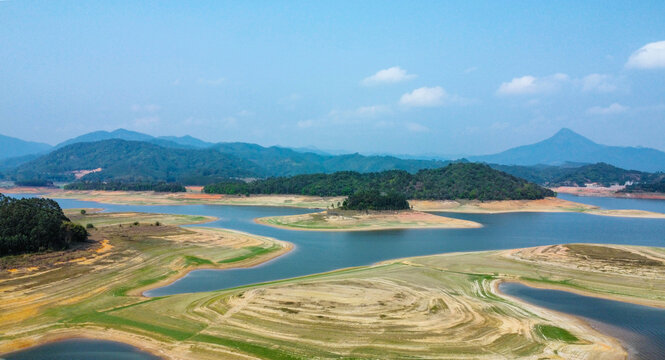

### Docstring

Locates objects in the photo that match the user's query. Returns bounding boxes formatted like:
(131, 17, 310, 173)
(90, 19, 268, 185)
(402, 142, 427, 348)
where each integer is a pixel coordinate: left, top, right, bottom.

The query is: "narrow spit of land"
(553, 185, 665, 200)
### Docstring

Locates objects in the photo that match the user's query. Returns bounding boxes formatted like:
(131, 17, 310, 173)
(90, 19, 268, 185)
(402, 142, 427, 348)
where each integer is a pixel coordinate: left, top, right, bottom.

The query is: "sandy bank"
(553, 186, 665, 200)
(0, 188, 343, 209)
(410, 196, 665, 218)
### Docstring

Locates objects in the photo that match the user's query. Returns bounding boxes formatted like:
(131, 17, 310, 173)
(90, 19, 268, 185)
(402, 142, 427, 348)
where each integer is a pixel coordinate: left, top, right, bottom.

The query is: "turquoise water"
(500, 282, 665, 359)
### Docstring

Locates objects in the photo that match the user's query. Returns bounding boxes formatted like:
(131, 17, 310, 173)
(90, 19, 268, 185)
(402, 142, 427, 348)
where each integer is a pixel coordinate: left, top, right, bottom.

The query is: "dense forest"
(204, 163, 555, 201)
(14, 179, 54, 187)
(64, 181, 186, 192)
(0, 194, 88, 256)
(340, 190, 410, 210)
(493, 162, 661, 187)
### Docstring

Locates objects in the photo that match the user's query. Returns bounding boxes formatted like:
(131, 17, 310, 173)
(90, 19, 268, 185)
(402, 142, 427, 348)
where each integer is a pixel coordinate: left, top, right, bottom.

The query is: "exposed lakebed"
(7, 194, 665, 359)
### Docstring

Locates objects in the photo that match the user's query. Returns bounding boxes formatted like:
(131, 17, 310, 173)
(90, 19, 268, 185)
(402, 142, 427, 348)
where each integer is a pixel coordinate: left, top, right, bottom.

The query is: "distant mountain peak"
(470, 128, 665, 172)
(542, 128, 597, 147)
(550, 128, 591, 140)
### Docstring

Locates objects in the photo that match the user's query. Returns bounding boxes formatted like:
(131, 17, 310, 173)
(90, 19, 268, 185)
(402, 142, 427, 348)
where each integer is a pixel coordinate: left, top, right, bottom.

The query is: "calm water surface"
(500, 282, 665, 359)
(558, 192, 665, 212)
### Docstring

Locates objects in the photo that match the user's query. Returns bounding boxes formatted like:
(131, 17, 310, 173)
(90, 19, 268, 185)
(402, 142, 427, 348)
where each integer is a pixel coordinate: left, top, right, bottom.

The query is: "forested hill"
(492, 162, 664, 187)
(204, 163, 555, 200)
(0, 194, 87, 256)
(13, 139, 260, 184)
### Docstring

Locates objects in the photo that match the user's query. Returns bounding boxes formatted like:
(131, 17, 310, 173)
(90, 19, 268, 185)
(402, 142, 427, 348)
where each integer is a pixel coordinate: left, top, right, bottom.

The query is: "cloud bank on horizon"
(1, 2, 664, 155)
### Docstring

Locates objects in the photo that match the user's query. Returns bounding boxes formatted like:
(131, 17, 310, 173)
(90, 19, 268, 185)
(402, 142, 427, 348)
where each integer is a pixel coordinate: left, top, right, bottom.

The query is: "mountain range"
(2, 127, 664, 183)
(7, 137, 450, 184)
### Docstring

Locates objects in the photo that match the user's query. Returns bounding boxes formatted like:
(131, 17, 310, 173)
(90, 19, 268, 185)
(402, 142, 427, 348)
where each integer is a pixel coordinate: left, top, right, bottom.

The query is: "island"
(256, 190, 482, 231)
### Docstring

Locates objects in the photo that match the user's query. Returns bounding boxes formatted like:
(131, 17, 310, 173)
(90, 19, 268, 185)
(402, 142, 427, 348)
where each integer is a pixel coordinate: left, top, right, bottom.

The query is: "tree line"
(340, 190, 410, 210)
(204, 163, 555, 201)
(64, 181, 186, 192)
(0, 194, 88, 256)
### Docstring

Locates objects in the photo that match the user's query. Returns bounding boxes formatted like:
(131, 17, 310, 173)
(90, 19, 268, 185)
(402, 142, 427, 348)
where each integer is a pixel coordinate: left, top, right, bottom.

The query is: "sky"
(2, 1, 665, 156)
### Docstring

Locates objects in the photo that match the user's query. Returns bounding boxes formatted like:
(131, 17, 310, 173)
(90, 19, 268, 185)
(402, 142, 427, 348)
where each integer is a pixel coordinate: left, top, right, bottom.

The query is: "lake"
(5, 193, 665, 358)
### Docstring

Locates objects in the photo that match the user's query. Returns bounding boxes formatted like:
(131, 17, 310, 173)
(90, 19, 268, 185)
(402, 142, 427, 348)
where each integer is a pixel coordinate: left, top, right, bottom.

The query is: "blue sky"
(2, 1, 665, 155)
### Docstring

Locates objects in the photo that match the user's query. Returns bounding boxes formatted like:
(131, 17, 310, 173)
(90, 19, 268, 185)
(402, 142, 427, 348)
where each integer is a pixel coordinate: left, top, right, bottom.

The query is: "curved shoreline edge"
(491, 280, 629, 359)
(135, 233, 295, 297)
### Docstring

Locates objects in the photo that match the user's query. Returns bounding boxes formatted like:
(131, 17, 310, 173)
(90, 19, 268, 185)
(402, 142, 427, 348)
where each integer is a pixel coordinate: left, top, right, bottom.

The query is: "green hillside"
(13, 139, 259, 184)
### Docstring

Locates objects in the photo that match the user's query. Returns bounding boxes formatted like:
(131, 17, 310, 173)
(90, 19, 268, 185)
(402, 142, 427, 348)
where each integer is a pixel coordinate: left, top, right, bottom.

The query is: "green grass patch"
(68, 312, 194, 341)
(218, 246, 277, 264)
(192, 334, 304, 360)
(184, 255, 213, 266)
(535, 324, 579, 343)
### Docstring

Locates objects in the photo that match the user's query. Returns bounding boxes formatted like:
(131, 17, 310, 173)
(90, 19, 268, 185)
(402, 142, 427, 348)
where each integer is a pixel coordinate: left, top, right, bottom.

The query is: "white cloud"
(297, 119, 315, 128)
(626, 41, 665, 69)
(133, 116, 160, 128)
(496, 73, 569, 96)
(327, 105, 392, 121)
(399, 86, 447, 107)
(353, 105, 392, 117)
(580, 74, 617, 93)
(198, 77, 225, 86)
(131, 104, 161, 113)
(278, 93, 302, 110)
(220, 116, 238, 127)
(362, 66, 416, 86)
(586, 103, 629, 115)
(297, 104, 391, 129)
(405, 122, 429, 132)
